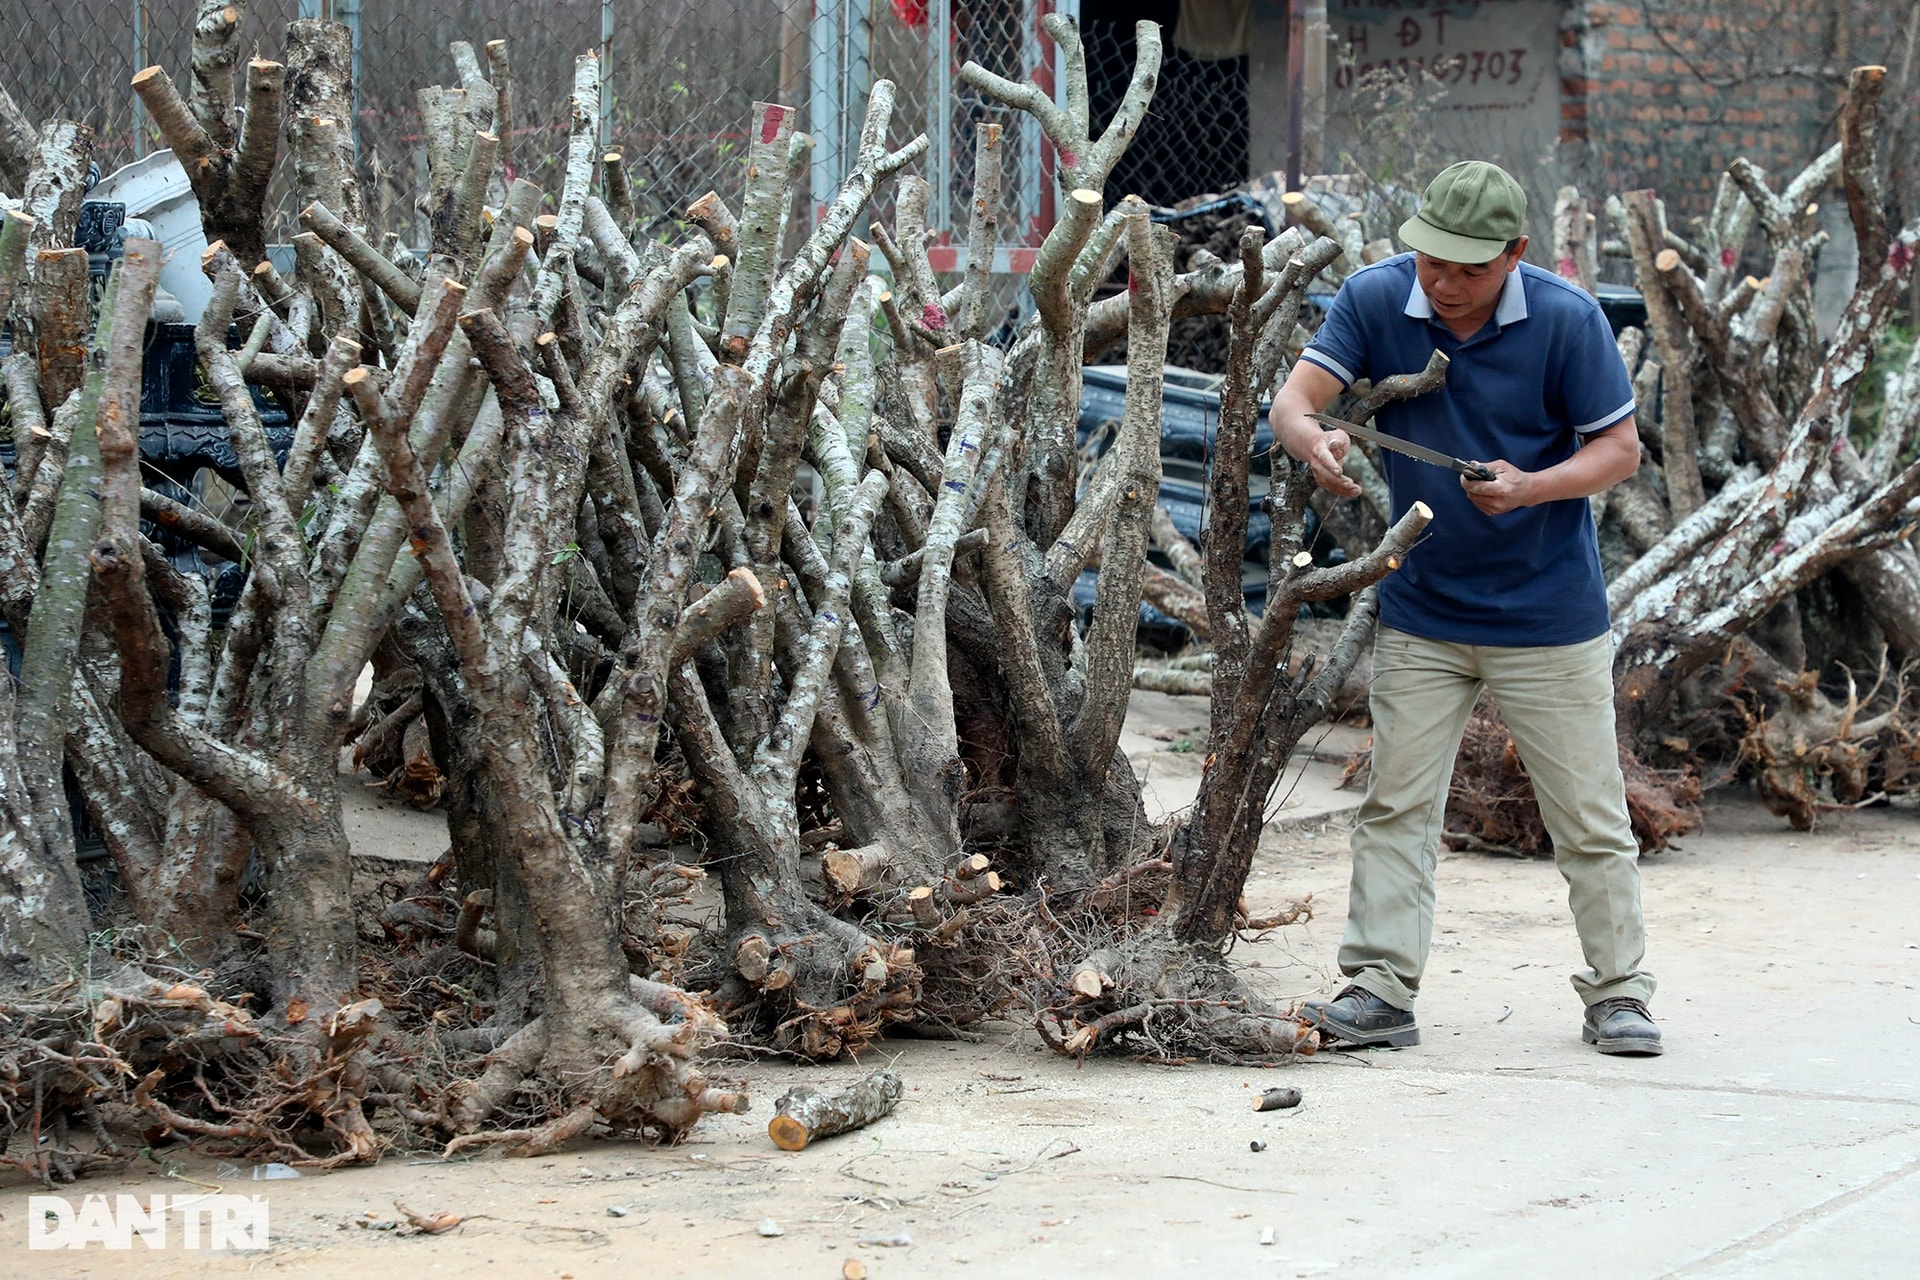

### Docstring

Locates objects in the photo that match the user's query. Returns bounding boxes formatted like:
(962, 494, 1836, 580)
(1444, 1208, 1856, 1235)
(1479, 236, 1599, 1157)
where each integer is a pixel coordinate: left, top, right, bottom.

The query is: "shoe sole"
(1304, 1008, 1420, 1048)
(1582, 1025, 1664, 1056)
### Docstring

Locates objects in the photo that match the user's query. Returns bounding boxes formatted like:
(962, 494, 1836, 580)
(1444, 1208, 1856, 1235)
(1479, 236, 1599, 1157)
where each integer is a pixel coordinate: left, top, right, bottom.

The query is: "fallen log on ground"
(768, 1068, 904, 1151)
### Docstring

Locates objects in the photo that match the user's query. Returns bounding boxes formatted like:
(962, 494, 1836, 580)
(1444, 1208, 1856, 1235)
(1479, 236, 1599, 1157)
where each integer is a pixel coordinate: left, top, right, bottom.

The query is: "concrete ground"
(1112, 700, 1920, 1278)
(1222, 790, 1920, 1279)
(6, 698, 1917, 1278)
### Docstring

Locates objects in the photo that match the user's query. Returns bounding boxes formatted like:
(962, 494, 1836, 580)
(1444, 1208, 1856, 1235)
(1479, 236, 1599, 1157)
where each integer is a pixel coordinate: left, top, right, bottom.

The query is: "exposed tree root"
(1, 904, 751, 1172)
(0, 960, 403, 1180)
(609, 853, 709, 986)
(1, 985, 146, 1183)
(711, 905, 923, 1060)
(902, 852, 1179, 1030)
(435, 990, 750, 1154)
(442, 1103, 599, 1159)
(1037, 940, 1318, 1064)
(1734, 658, 1919, 830)
(127, 994, 390, 1168)
(890, 854, 1317, 1063)
(1237, 895, 1314, 933)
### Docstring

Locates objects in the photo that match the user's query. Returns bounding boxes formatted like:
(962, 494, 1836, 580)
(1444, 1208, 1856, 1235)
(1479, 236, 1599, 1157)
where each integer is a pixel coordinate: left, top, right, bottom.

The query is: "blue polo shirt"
(1301, 254, 1635, 647)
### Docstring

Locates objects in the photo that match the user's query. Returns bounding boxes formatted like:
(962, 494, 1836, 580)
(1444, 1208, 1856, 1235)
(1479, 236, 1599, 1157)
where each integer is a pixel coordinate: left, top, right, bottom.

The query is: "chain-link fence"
(7, 1, 1094, 266)
(15, 3, 1906, 280)
(1082, 5, 1249, 210)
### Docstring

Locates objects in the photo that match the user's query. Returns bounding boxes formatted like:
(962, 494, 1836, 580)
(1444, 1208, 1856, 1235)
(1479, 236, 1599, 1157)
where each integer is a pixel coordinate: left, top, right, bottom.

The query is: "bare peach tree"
(1600, 67, 1920, 827)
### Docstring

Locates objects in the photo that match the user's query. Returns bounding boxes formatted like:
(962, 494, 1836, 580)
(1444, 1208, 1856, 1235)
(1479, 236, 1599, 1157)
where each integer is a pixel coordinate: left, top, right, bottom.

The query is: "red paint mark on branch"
(1890, 239, 1915, 272)
(760, 106, 788, 144)
(1060, 149, 1078, 169)
(921, 303, 948, 330)
(1128, 271, 1139, 294)
(1721, 248, 1738, 270)
(1556, 256, 1578, 277)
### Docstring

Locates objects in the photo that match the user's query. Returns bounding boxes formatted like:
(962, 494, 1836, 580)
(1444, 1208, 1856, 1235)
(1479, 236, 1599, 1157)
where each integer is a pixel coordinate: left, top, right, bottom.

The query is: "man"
(1271, 161, 1661, 1056)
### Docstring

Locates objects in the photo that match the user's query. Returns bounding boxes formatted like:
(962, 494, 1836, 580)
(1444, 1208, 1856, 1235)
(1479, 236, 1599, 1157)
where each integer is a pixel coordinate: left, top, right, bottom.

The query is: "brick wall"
(1560, 0, 1904, 224)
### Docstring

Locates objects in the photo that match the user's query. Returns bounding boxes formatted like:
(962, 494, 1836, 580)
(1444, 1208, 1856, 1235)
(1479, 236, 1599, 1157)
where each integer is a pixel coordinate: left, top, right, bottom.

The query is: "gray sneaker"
(1582, 997, 1663, 1056)
(1301, 984, 1420, 1048)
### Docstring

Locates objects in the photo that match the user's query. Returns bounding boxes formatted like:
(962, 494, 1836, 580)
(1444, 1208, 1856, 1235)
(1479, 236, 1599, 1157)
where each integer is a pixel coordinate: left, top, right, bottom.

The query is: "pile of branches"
(1542, 69, 1920, 833)
(1, 956, 260, 1183)
(1092, 196, 1284, 375)
(0, 6, 1439, 1176)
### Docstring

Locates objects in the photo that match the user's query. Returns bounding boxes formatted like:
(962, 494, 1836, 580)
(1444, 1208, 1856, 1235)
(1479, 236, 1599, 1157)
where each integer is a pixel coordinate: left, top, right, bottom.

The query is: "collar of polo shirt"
(1402, 264, 1530, 329)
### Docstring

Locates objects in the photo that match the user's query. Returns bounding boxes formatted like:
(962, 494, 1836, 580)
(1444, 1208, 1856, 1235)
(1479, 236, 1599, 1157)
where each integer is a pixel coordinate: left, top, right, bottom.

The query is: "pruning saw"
(1309, 412, 1496, 482)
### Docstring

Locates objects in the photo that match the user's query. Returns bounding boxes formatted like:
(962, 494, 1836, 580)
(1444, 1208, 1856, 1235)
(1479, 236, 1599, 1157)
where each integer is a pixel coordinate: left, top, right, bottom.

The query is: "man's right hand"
(1271, 361, 1361, 498)
(1302, 425, 1362, 498)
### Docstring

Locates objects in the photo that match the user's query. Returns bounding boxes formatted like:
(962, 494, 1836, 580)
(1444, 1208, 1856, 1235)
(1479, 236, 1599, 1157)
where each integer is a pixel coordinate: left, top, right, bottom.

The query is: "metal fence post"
(1020, 0, 1044, 253)
(601, 0, 615, 153)
(809, 0, 844, 224)
(933, 0, 951, 234)
(1286, 0, 1304, 192)
(848, 0, 872, 173)
(132, 0, 148, 158)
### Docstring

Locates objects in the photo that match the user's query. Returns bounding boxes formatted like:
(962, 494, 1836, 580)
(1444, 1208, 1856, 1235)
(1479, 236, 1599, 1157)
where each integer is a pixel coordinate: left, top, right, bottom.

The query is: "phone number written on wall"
(1333, 46, 1530, 89)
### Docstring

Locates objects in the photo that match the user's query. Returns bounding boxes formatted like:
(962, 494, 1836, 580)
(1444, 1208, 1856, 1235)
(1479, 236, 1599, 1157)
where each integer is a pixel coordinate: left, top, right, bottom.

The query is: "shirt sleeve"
(1558, 306, 1636, 435)
(1300, 278, 1370, 389)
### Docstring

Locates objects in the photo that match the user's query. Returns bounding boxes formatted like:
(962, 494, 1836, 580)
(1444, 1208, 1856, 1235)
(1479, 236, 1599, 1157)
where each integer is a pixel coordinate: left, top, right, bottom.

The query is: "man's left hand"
(1461, 461, 1532, 515)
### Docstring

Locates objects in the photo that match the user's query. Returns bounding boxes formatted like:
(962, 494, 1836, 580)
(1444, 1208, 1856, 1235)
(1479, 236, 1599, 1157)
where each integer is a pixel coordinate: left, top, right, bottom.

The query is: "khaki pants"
(1340, 628, 1655, 1010)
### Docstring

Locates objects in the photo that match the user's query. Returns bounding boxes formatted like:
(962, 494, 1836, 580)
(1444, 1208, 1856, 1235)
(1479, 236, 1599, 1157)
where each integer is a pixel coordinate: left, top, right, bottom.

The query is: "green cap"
(1398, 161, 1526, 264)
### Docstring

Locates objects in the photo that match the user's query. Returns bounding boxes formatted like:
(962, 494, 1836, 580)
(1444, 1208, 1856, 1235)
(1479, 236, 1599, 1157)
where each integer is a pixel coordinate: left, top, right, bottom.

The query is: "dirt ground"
(6, 695, 1919, 1278)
